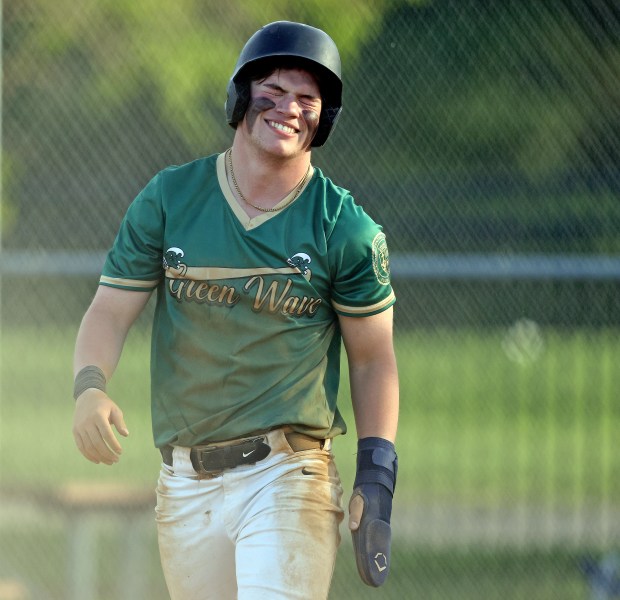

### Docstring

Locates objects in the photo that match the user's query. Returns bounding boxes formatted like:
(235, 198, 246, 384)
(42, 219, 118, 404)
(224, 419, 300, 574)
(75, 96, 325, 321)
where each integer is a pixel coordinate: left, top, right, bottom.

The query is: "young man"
(72, 21, 398, 599)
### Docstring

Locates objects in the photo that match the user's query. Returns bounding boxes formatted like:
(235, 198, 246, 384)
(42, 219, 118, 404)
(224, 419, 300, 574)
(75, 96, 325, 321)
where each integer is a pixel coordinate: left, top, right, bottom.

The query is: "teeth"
(270, 121, 295, 134)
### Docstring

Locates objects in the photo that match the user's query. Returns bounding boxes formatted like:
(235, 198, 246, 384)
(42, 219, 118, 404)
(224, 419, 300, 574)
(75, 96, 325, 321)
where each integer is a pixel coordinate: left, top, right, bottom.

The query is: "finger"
(348, 492, 365, 531)
(86, 425, 120, 464)
(73, 430, 101, 464)
(78, 429, 109, 465)
(97, 419, 124, 456)
(73, 418, 105, 463)
(110, 406, 129, 437)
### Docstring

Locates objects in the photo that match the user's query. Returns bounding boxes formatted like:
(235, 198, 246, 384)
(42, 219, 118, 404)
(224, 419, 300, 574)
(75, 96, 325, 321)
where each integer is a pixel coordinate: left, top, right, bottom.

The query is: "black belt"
(160, 430, 327, 477)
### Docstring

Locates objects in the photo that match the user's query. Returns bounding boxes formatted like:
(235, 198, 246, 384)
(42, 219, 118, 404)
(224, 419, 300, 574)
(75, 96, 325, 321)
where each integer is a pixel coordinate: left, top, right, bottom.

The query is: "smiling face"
(240, 68, 322, 159)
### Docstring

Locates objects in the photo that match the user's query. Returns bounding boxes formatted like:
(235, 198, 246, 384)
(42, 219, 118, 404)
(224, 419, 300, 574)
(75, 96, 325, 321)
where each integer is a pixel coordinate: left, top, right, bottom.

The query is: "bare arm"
(339, 306, 399, 443)
(340, 305, 399, 557)
(72, 285, 152, 465)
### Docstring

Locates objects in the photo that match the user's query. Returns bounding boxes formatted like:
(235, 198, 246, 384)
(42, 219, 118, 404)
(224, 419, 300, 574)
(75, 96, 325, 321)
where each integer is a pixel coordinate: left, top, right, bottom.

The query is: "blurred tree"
(334, 0, 620, 254)
(3, 0, 619, 253)
(344, 0, 620, 181)
(2, 0, 402, 247)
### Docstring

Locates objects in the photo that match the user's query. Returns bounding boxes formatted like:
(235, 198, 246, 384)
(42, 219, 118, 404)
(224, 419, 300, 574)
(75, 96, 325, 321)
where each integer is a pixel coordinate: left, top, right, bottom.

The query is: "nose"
(275, 93, 302, 117)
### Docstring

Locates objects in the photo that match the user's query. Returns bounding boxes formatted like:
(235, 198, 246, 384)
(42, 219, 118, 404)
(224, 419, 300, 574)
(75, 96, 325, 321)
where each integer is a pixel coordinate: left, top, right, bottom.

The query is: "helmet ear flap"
(225, 80, 251, 128)
(313, 105, 342, 147)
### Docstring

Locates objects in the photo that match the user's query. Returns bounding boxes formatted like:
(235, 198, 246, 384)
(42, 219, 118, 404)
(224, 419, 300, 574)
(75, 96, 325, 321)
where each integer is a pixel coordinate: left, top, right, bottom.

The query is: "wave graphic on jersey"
(287, 252, 312, 279)
(163, 247, 188, 277)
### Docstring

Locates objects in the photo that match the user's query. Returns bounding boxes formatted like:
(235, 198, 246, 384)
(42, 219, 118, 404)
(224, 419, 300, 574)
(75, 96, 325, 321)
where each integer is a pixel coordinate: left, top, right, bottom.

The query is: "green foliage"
(344, 1, 620, 179)
(0, 154, 21, 238)
(4, 0, 395, 150)
(3, 1, 620, 251)
(8, 0, 618, 175)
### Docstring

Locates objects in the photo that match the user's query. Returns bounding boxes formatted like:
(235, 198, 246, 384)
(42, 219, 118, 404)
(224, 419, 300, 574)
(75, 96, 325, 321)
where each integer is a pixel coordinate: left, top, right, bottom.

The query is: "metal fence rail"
(3, 250, 620, 280)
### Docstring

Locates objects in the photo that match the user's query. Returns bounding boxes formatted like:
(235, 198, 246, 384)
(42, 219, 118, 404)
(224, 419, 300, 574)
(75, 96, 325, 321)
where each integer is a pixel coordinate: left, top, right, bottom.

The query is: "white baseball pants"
(155, 429, 344, 599)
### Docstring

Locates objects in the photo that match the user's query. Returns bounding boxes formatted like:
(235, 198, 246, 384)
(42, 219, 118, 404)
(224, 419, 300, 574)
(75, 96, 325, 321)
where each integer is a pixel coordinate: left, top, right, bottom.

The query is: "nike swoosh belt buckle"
(190, 437, 271, 476)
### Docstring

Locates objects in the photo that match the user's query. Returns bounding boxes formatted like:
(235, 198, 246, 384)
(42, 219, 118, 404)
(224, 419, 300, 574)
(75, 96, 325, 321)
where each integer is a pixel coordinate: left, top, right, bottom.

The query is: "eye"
(300, 97, 321, 109)
(263, 84, 284, 96)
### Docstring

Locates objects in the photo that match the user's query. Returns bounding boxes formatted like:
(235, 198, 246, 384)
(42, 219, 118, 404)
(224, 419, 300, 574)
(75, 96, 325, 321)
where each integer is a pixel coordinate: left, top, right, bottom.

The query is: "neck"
(228, 142, 312, 208)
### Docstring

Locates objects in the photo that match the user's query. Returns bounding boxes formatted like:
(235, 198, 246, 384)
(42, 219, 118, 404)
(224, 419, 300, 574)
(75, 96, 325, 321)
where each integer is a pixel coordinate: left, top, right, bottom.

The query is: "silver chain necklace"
(226, 148, 310, 213)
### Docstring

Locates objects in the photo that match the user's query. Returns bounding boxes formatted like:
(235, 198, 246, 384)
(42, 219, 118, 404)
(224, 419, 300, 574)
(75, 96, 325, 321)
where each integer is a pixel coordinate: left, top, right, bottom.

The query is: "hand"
(72, 389, 129, 465)
(350, 437, 398, 587)
(349, 482, 394, 587)
(348, 491, 365, 532)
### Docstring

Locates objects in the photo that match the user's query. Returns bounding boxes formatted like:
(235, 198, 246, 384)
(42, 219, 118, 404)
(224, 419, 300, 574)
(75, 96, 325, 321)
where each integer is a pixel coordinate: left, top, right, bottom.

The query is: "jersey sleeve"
(328, 197, 396, 317)
(99, 172, 165, 291)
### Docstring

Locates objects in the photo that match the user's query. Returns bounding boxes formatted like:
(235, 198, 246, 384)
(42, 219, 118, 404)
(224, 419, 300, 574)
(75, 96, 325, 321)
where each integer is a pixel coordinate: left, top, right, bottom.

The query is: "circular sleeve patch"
(371, 232, 391, 286)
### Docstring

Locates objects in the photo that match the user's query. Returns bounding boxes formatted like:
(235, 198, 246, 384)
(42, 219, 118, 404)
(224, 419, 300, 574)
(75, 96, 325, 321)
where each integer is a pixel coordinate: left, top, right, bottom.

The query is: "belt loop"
(284, 431, 329, 452)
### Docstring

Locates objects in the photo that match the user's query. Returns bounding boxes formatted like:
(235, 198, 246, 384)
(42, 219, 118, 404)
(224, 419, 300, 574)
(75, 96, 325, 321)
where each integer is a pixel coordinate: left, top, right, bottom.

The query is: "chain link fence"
(1, 1, 619, 598)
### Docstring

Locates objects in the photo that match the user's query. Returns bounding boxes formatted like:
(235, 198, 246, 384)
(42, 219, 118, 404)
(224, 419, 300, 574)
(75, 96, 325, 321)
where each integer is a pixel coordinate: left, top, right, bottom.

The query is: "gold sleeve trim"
(99, 275, 159, 289)
(331, 291, 396, 315)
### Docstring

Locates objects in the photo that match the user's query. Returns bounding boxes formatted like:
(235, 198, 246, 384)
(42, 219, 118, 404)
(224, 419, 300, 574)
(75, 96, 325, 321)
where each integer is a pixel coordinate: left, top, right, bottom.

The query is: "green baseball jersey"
(101, 152, 395, 447)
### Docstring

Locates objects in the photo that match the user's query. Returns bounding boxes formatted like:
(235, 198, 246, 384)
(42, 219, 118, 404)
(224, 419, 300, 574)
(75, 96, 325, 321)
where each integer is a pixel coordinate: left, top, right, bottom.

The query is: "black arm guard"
(351, 437, 398, 587)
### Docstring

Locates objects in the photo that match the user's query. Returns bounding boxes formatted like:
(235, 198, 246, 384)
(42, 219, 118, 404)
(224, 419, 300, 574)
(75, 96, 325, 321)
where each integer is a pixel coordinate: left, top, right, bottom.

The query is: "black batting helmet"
(225, 21, 343, 147)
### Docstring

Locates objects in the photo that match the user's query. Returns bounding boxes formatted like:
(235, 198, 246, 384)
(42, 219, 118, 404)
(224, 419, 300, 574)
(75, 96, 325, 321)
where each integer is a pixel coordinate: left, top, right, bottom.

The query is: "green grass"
(2, 325, 619, 500)
(0, 525, 597, 600)
(333, 545, 595, 600)
(1, 324, 618, 598)
(392, 327, 620, 508)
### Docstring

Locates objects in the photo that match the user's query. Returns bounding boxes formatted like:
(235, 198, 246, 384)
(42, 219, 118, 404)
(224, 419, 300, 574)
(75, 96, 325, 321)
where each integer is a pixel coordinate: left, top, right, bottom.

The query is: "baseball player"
(72, 21, 398, 599)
